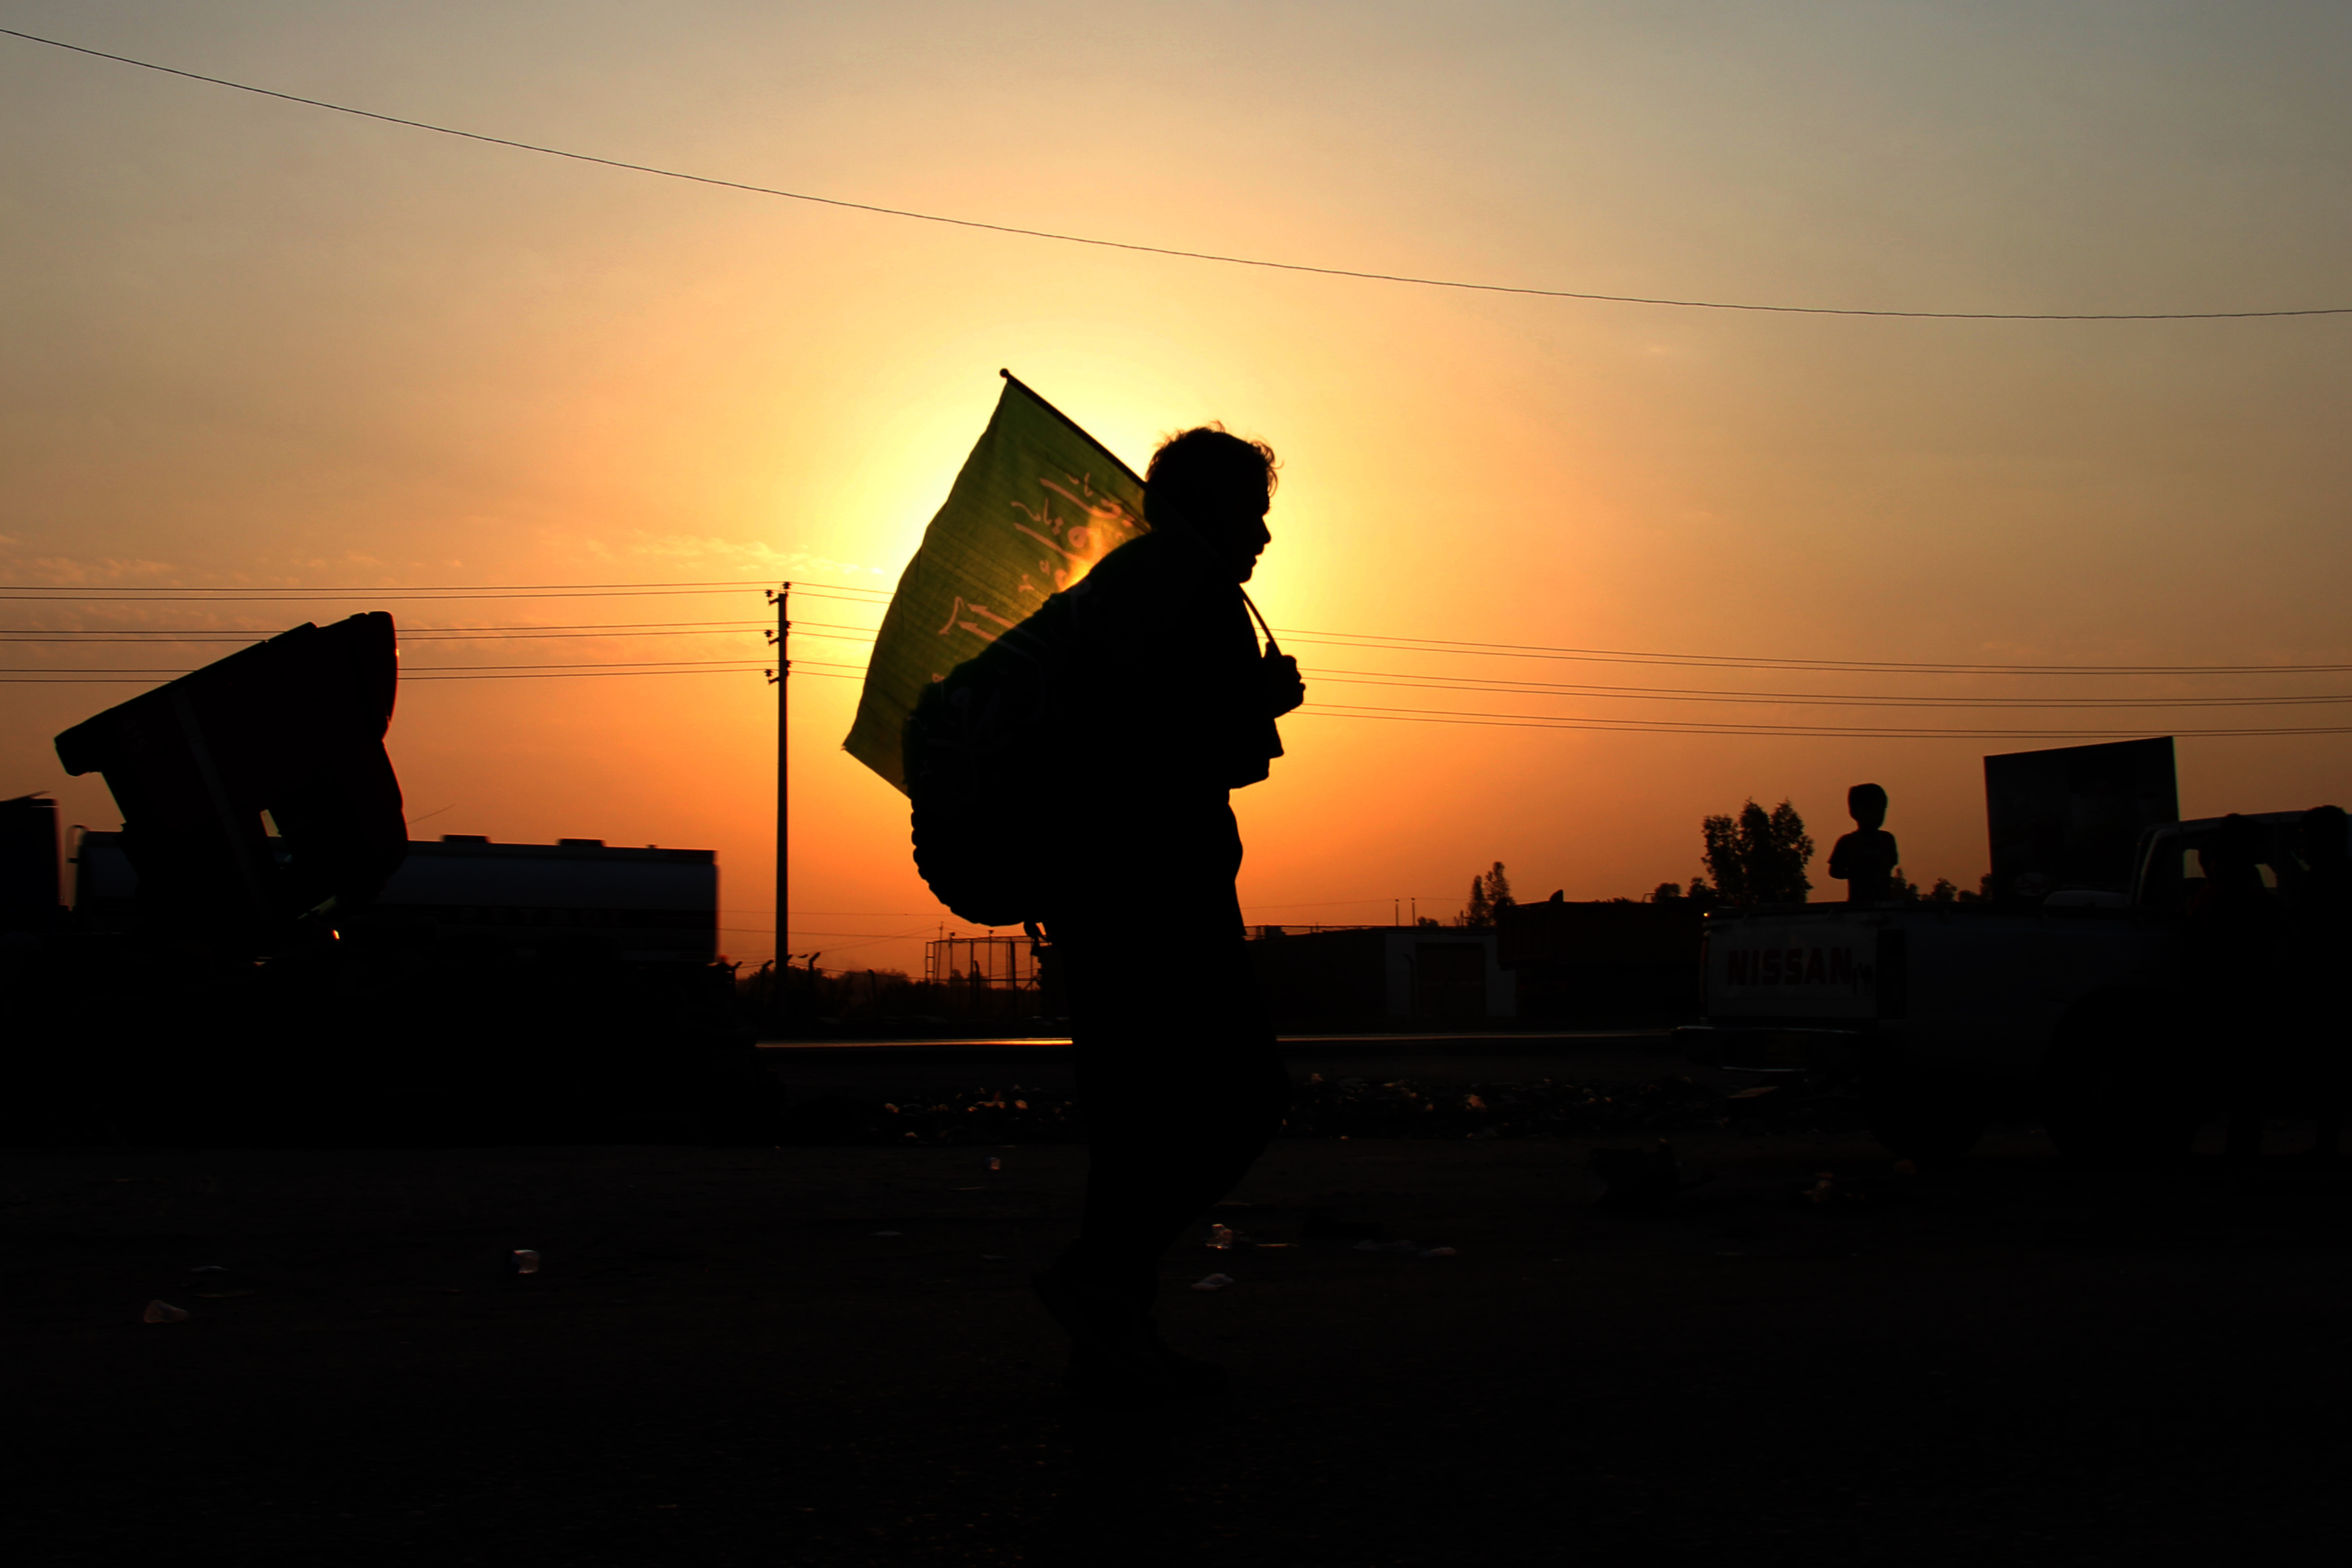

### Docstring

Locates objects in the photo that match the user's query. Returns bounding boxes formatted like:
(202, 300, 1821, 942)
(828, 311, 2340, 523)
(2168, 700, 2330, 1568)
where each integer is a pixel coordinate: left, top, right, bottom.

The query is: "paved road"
(12, 1128, 2347, 1565)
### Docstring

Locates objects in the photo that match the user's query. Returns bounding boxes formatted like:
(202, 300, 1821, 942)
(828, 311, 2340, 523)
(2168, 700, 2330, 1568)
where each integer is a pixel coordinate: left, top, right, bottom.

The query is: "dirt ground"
(8, 1092, 2349, 1565)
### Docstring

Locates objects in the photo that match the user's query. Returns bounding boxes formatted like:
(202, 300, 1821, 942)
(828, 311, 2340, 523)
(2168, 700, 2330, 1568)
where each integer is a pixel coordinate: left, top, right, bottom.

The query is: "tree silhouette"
(1457, 862, 1515, 927)
(1700, 800, 1814, 904)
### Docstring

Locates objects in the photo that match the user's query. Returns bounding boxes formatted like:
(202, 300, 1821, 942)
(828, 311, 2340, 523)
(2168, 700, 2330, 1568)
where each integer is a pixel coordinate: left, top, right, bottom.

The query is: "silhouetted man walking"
(1032, 425, 1303, 1403)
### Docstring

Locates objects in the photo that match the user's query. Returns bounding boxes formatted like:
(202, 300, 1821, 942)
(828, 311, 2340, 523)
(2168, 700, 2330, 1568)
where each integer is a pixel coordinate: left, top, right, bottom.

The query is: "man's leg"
(1038, 816, 1288, 1390)
(1071, 1024, 1290, 1309)
(1048, 938, 1284, 1264)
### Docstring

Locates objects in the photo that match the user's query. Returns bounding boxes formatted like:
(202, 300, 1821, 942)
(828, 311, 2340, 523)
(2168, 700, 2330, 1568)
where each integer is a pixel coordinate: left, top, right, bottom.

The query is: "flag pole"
(768, 582, 790, 1035)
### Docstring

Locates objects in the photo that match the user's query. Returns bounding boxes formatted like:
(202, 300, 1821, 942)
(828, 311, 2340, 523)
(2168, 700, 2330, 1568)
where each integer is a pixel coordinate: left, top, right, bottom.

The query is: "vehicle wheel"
(2042, 999, 2198, 1170)
(1864, 1066, 1989, 1164)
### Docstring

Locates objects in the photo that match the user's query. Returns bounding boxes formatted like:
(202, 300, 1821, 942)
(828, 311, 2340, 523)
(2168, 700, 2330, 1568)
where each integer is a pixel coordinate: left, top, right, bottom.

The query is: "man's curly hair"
(1144, 423, 1279, 529)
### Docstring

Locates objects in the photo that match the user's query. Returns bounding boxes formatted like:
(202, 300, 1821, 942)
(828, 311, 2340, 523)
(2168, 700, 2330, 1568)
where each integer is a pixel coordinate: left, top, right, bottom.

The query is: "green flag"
(843, 373, 1149, 792)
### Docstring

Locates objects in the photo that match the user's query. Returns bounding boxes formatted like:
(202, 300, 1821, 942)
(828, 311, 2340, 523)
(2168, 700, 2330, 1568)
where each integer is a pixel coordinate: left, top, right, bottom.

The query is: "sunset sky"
(5, 3, 2348, 977)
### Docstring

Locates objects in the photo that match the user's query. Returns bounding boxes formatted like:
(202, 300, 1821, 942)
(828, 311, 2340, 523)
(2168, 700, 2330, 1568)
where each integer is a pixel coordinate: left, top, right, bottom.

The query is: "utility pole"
(767, 583, 790, 1036)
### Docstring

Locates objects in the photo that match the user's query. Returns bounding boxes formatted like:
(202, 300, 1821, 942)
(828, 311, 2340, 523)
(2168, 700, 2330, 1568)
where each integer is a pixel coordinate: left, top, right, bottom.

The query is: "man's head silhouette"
(1145, 425, 1279, 583)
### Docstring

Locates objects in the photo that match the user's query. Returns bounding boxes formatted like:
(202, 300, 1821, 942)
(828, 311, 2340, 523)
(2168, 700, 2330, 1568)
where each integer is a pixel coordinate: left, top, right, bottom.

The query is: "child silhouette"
(1828, 783, 1899, 904)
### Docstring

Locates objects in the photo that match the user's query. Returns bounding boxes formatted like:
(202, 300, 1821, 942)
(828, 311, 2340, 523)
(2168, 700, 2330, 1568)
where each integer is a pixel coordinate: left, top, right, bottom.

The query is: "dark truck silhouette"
(1673, 740, 2319, 1164)
(23, 615, 755, 1144)
(54, 612, 407, 953)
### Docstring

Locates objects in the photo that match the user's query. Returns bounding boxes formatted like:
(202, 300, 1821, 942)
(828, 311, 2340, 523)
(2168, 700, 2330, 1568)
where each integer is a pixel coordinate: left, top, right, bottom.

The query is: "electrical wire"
(0, 578, 773, 593)
(33, 581, 2333, 678)
(1294, 699, 2352, 740)
(1271, 628, 2352, 678)
(413, 666, 829, 682)
(769, 923, 945, 953)
(12, 581, 2352, 715)
(854, 653, 2352, 721)
(5, 26, 2345, 322)
(0, 587, 766, 602)
(0, 623, 770, 642)
(779, 647, 2352, 709)
(1299, 668, 2352, 710)
(0, 657, 769, 674)
(15, 646, 2352, 732)
(17, 642, 2352, 717)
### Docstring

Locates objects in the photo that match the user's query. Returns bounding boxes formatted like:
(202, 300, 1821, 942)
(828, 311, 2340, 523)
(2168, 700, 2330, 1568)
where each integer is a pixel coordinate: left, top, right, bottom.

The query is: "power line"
(421, 666, 837, 682)
(0, 665, 800, 684)
(411, 658, 765, 672)
(0, 621, 770, 641)
(1301, 668, 2352, 710)
(1241, 896, 1431, 909)
(726, 589, 2352, 678)
(420, 666, 853, 681)
(407, 617, 769, 632)
(1273, 627, 2352, 678)
(779, 619, 2352, 682)
(769, 641, 2352, 705)
(0, 587, 766, 602)
(5, 25, 2345, 323)
(700, 613, 2352, 681)
(1, 657, 770, 674)
(19, 644, 2352, 718)
(720, 644, 2352, 709)
(1294, 700, 2352, 740)
(21, 657, 2345, 715)
(37, 663, 2264, 727)
(771, 923, 945, 953)
(0, 578, 773, 593)
(12, 578, 2352, 685)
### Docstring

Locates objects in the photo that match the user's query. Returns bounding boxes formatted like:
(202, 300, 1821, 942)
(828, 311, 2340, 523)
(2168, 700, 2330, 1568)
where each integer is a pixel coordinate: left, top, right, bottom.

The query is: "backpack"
(902, 592, 1079, 929)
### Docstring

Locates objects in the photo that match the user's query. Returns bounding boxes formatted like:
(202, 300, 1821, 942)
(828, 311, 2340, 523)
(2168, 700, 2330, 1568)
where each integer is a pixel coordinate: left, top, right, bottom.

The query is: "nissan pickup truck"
(1671, 811, 2315, 1164)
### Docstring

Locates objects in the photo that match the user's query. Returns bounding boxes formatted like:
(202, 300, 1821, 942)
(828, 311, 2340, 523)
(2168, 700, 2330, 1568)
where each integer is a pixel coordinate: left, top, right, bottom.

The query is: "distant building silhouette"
(1245, 925, 1514, 1027)
(1497, 898, 1705, 1024)
(71, 830, 718, 963)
